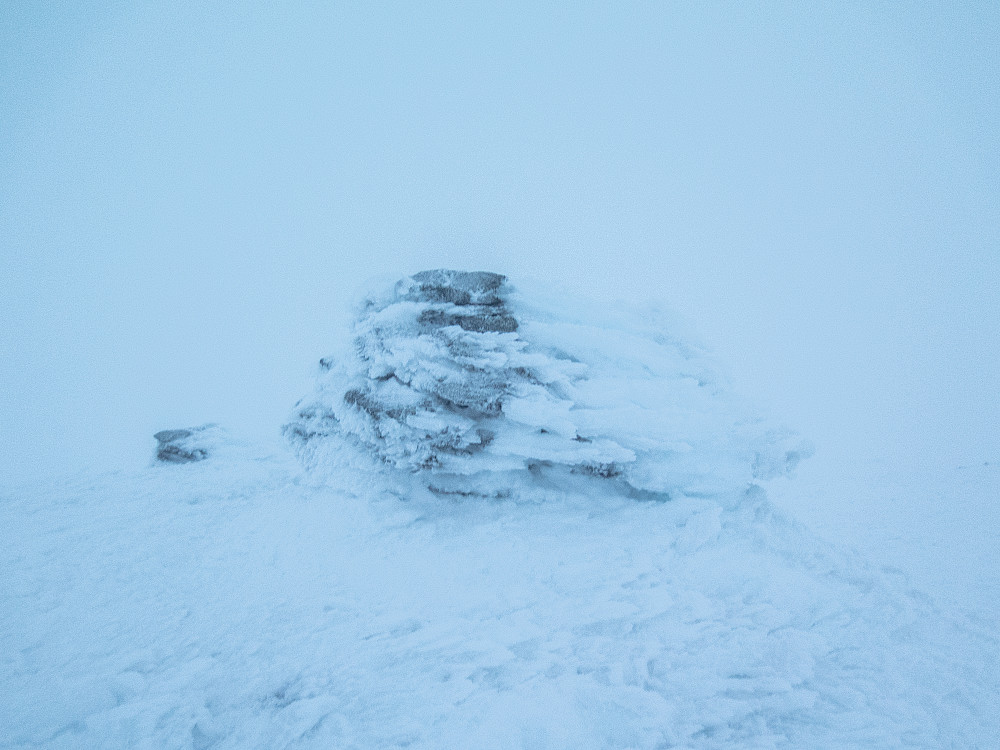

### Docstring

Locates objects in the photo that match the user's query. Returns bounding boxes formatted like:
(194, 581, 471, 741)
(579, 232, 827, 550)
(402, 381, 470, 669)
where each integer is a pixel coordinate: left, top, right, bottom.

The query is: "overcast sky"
(2, 1, 998, 482)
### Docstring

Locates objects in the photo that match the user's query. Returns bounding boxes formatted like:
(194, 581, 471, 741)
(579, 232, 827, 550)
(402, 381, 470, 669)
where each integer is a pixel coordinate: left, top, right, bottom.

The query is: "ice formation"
(285, 270, 809, 499)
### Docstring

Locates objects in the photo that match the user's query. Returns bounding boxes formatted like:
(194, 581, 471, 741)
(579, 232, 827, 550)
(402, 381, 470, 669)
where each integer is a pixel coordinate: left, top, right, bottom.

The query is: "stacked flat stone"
(285, 270, 631, 489)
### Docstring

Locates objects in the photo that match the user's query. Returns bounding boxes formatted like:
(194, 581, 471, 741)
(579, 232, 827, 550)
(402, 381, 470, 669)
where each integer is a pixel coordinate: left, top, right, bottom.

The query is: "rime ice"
(284, 270, 809, 500)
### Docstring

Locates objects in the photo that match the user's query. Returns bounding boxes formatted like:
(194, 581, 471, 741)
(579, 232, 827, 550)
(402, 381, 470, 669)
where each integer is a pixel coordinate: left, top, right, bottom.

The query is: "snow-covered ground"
(765, 455, 1000, 623)
(2, 273, 998, 748)
(3, 451, 997, 748)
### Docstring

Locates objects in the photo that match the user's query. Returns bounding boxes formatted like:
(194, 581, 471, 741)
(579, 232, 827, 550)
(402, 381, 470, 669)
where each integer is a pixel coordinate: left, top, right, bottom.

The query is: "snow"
(3, 456, 997, 748)
(764, 455, 1000, 623)
(2, 272, 997, 748)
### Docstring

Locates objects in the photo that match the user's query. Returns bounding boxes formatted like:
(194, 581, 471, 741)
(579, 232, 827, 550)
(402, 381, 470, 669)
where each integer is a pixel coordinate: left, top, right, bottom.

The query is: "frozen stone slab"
(407, 269, 508, 306)
(153, 424, 224, 464)
(417, 308, 519, 333)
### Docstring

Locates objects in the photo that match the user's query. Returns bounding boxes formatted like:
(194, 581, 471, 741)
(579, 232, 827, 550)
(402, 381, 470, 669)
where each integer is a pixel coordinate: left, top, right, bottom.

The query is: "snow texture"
(284, 270, 809, 500)
(2, 456, 997, 749)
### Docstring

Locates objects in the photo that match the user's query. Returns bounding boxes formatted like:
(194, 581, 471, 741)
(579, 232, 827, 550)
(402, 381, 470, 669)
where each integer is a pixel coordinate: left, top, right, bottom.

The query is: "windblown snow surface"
(2, 272, 998, 749)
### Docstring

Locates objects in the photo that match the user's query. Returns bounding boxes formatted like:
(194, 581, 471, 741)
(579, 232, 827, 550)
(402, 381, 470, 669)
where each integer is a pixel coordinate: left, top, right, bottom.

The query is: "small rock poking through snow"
(153, 424, 226, 464)
(284, 270, 810, 500)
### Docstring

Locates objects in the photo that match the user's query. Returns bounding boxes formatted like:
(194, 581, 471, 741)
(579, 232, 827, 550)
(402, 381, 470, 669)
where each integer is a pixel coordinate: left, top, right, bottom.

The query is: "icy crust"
(285, 270, 809, 499)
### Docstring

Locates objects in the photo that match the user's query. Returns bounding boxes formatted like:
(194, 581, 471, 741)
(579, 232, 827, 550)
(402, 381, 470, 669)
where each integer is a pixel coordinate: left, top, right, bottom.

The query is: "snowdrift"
(285, 270, 809, 501)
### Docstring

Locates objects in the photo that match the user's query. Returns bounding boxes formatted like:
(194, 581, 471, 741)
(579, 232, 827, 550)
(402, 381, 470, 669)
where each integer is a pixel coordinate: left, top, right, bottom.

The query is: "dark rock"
(153, 424, 219, 464)
(417, 309, 518, 333)
(154, 429, 193, 444)
(157, 444, 208, 464)
(575, 462, 622, 479)
(409, 270, 507, 306)
(343, 388, 416, 421)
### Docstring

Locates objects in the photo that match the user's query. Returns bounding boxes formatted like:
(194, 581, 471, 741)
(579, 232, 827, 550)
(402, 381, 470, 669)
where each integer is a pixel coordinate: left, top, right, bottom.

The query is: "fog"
(3, 1, 998, 486)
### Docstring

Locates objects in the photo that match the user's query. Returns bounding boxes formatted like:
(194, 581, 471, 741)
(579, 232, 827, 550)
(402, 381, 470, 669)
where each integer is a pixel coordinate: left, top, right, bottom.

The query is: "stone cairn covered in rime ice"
(284, 269, 808, 498)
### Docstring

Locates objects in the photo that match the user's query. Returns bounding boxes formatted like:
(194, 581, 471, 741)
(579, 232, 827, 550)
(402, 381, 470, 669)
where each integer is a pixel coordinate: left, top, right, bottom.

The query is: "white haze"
(2, 3, 998, 608)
